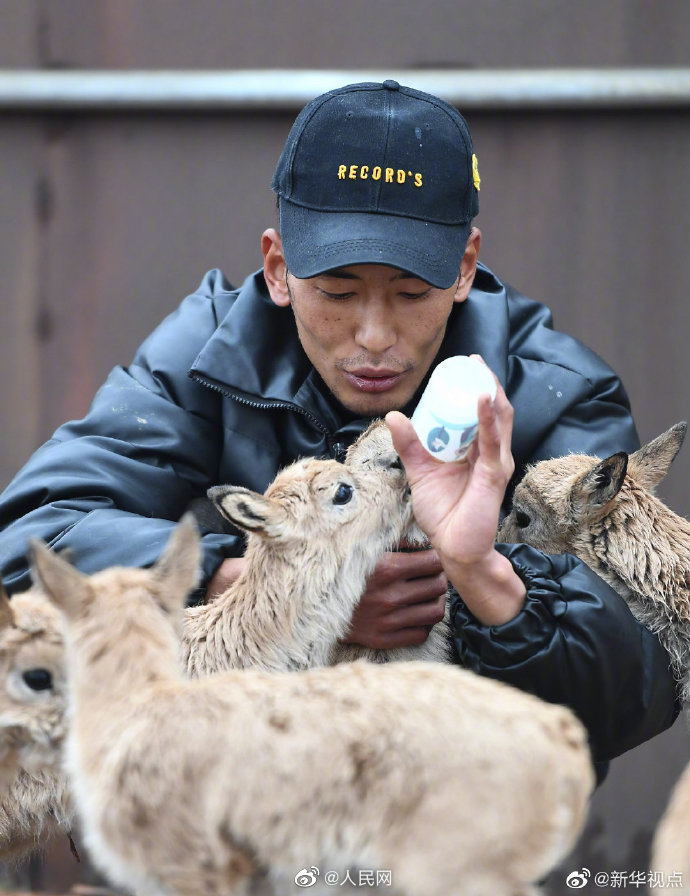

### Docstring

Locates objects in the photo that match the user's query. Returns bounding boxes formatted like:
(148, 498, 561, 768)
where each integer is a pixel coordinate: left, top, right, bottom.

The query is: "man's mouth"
(343, 369, 405, 393)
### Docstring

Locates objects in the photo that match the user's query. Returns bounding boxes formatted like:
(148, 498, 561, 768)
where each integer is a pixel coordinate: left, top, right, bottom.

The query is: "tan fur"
(651, 758, 690, 892)
(28, 518, 594, 896)
(0, 429, 445, 859)
(0, 587, 73, 861)
(183, 426, 449, 674)
(498, 422, 690, 700)
(334, 419, 450, 664)
(191, 420, 450, 672)
(0, 765, 73, 863)
(498, 423, 690, 893)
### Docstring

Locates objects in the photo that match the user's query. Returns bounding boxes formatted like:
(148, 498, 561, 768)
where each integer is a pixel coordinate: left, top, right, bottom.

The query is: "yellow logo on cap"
(337, 164, 423, 187)
(472, 154, 481, 191)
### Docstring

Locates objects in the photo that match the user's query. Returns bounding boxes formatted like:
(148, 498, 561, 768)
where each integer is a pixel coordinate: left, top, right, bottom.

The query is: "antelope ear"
(207, 486, 288, 539)
(28, 540, 91, 617)
(571, 452, 628, 520)
(628, 422, 687, 492)
(153, 514, 201, 610)
(0, 585, 13, 630)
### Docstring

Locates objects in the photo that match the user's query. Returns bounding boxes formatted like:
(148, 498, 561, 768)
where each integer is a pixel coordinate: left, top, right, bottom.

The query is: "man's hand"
(385, 359, 526, 626)
(206, 557, 245, 601)
(209, 551, 446, 651)
(343, 547, 448, 649)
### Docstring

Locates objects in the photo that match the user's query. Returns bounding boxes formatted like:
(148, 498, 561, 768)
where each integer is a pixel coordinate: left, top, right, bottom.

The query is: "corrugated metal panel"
(2, 2, 690, 891)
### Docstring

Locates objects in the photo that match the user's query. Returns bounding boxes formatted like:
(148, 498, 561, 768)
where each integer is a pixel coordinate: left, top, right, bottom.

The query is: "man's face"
(283, 264, 464, 416)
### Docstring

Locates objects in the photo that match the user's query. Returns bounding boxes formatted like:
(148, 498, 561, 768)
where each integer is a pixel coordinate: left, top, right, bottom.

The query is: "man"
(0, 80, 678, 778)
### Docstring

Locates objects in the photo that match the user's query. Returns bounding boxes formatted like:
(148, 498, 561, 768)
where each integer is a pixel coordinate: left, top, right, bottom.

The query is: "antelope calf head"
(345, 418, 427, 547)
(498, 422, 687, 562)
(0, 586, 67, 779)
(209, 446, 418, 564)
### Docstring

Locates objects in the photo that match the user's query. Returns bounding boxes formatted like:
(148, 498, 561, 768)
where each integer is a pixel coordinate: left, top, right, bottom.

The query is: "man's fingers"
(385, 410, 428, 469)
(476, 393, 501, 460)
(487, 379, 515, 475)
(377, 592, 448, 632)
(380, 547, 443, 577)
(398, 573, 448, 605)
(385, 409, 461, 478)
(370, 555, 447, 607)
(360, 626, 437, 650)
(473, 374, 515, 479)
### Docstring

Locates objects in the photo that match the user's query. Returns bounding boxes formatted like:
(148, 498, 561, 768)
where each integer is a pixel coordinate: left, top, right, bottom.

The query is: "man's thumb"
(385, 411, 429, 468)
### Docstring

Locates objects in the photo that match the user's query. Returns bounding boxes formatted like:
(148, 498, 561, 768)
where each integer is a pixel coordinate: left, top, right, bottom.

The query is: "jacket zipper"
(189, 370, 330, 436)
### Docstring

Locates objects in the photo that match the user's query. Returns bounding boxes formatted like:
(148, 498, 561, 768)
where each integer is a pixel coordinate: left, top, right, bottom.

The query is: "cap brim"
(279, 201, 471, 290)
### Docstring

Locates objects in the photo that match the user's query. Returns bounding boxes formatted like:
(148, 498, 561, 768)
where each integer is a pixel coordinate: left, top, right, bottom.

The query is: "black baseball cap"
(271, 80, 480, 289)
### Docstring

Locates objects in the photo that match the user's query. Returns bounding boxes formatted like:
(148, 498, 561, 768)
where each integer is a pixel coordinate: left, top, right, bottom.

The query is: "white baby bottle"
(410, 356, 497, 462)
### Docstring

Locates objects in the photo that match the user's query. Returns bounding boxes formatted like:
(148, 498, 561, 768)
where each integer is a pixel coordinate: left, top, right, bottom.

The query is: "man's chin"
(339, 391, 410, 419)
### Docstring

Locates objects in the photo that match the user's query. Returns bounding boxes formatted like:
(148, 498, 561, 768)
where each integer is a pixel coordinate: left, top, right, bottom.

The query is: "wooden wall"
(2, 2, 690, 892)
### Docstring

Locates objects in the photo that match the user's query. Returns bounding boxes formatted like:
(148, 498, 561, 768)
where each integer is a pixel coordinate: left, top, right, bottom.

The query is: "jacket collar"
(191, 270, 312, 405)
(190, 265, 510, 420)
(440, 264, 509, 387)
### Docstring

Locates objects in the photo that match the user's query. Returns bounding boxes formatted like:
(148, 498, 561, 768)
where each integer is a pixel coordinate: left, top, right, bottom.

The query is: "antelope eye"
(515, 509, 531, 529)
(22, 669, 53, 692)
(333, 483, 354, 505)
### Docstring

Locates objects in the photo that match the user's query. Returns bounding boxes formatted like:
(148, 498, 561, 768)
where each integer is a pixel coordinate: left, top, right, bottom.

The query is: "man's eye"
(400, 290, 431, 300)
(320, 289, 355, 301)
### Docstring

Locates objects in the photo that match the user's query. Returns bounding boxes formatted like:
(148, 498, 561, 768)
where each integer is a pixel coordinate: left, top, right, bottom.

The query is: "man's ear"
(453, 226, 481, 304)
(262, 228, 291, 308)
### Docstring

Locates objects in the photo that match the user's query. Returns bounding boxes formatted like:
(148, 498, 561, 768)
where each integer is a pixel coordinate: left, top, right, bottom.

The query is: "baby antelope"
(499, 422, 690, 702)
(0, 437, 443, 862)
(0, 587, 73, 861)
(25, 514, 594, 896)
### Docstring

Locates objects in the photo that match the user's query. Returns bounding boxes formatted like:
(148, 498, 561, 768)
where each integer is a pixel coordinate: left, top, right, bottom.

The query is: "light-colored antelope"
(0, 587, 74, 862)
(498, 421, 690, 702)
(651, 757, 690, 893)
(27, 513, 594, 896)
(337, 418, 451, 663)
(0, 424, 446, 860)
(185, 420, 450, 675)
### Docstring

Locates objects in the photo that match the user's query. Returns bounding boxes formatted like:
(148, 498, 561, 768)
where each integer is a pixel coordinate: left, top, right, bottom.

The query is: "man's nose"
(354, 300, 397, 353)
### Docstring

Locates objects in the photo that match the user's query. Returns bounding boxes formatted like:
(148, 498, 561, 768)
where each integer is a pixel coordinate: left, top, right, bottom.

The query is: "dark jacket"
(0, 263, 679, 770)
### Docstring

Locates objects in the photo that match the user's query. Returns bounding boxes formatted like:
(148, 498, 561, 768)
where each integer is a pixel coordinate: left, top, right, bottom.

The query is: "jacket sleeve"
(0, 274, 243, 598)
(450, 544, 681, 769)
(458, 272, 680, 770)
